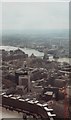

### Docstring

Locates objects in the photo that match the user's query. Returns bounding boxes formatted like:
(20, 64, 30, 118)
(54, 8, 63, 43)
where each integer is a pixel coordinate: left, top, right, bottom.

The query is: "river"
(0, 45, 70, 64)
(0, 45, 44, 57)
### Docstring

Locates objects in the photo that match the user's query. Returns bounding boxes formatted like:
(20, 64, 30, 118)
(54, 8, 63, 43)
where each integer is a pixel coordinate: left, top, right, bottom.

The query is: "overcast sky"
(2, 2, 69, 33)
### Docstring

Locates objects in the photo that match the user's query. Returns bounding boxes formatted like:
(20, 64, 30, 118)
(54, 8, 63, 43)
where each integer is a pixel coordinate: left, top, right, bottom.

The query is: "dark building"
(43, 86, 59, 101)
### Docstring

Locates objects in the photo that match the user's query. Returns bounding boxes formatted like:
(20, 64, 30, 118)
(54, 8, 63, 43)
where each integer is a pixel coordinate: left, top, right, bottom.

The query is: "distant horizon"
(1, 28, 69, 35)
(2, 2, 69, 33)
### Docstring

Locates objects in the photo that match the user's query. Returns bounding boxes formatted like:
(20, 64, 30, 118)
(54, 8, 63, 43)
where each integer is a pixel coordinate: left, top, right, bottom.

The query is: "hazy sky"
(2, 2, 69, 33)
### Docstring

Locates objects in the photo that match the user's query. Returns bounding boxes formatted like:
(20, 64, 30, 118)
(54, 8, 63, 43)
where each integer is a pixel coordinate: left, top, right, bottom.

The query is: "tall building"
(15, 64, 31, 94)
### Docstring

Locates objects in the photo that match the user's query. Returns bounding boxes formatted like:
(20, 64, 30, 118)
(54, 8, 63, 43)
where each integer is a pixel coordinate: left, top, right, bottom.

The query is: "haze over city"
(0, 1, 71, 119)
(2, 2, 69, 34)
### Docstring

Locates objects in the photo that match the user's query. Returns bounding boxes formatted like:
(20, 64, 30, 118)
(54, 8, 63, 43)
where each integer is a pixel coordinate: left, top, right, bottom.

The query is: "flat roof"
(44, 91, 53, 96)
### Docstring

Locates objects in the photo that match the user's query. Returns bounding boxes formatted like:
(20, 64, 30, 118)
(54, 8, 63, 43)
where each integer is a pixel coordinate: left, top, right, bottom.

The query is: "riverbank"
(0, 46, 44, 57)
(0, 45, 70, 64)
